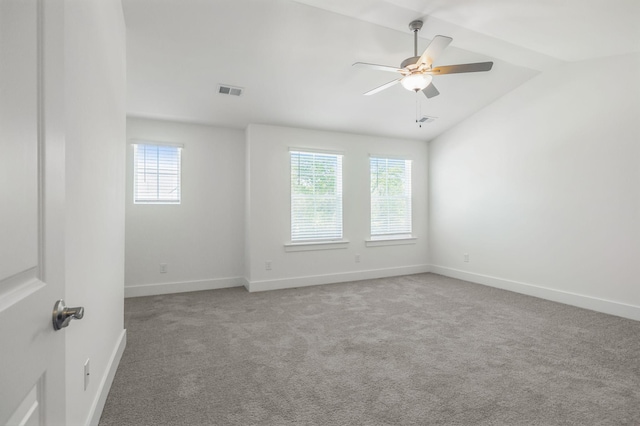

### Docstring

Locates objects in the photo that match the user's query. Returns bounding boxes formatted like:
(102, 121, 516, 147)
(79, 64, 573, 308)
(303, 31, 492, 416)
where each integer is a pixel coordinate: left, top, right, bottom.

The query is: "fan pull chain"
(415, 92, 422, 128)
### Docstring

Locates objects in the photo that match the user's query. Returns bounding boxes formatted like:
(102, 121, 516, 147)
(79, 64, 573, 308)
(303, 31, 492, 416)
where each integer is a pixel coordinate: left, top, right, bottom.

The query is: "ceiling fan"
(354, 20, 493, 98)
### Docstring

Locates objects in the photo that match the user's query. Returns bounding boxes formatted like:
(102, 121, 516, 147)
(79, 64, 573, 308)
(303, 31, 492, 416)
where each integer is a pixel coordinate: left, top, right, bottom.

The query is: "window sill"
(284, 240, 350, 252)
(133, 201, 181, 205)
(365, 236, 417, 247)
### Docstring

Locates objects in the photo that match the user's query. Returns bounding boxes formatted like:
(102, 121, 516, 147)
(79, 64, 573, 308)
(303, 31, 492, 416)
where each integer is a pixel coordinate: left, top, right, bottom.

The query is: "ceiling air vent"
(417, 115, 437, 124)
(218, 84, 244, 97)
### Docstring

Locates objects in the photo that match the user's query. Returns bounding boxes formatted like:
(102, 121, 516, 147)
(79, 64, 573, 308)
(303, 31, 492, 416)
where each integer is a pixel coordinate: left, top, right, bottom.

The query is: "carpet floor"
(99, 273, 640, 425)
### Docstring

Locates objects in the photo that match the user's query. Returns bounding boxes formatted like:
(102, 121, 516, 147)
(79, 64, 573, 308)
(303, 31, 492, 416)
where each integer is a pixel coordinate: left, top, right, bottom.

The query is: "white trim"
(289, 147, 344, 155)
(129, 139, 184, 149)
(246, 264, 431, 292)
(124, 277, 244, 298)
(86, 329, 126, 426)
(365, 237, 417, 247)
(132, 143, 182, 205)
(284, 240, 350, 252)
(430, 265, 640, 322)
(369, 157, 413, 238)
(369, 153, 413, 160)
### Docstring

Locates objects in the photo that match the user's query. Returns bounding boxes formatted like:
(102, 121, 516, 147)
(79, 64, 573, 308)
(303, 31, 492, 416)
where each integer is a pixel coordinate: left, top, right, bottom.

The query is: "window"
(290, 150, 343, 242)
(370, 156, 412, 239)
(133, 142, 182, 204)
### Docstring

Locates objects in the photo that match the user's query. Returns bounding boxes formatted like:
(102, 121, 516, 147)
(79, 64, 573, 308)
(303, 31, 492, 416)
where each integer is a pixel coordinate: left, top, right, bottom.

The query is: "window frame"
(369, 155, 413, 241)
(131, 140, 183, 205)
(289, 148, 344, 245)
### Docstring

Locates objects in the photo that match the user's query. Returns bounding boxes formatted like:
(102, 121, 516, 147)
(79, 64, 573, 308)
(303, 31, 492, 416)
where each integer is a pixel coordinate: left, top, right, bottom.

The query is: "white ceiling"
(123, 0, 639, 141)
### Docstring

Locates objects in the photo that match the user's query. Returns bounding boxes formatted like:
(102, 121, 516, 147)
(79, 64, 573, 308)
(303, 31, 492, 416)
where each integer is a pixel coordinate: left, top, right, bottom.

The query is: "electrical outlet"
(265, 261, 272, 271)
(160, 263, 168, 273)
(355, 254, 361, 263)
(84, 359, 90, 390)
(464, 253, 469, 263)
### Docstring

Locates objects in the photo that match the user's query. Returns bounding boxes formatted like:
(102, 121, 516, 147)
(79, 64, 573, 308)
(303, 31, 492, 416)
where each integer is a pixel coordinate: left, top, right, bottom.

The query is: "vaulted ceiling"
(123, 0, 639, 140)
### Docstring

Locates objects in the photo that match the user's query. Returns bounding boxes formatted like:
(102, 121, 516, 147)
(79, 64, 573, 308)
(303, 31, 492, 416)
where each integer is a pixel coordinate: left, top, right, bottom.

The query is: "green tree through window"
(371, 157, 412, 238)
(291, 151, 343, 241)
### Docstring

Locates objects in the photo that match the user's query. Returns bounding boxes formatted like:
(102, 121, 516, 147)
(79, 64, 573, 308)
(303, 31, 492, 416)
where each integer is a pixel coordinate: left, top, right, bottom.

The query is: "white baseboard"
(430, 265, 640, 322)
(86, 329, 126, 426)
(246, 264, 431, 292)
(125, 277, 244, 298)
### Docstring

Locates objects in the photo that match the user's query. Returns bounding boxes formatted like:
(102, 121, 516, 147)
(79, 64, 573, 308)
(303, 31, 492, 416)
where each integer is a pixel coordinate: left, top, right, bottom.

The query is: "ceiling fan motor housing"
(401, 56, 421, 70)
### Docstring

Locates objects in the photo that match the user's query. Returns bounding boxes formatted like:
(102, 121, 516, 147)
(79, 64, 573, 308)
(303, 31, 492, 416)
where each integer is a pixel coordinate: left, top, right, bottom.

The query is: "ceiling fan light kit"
(354, 19, 494, 99)
(401, 73, 432, 92)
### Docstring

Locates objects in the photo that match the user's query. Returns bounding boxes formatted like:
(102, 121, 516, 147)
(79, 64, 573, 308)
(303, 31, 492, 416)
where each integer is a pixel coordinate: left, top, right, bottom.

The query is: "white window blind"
(290, 150, 343, 242)
(370, 157, 412, 238)
(133, 143, 182, 204)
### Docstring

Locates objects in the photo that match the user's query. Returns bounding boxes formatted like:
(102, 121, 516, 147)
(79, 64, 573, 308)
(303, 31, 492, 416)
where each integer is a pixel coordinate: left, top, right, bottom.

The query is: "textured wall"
(125, 118, 245, 294)
(64, 0, 127, 423)
(245, 124, 430, 290)
(429, 52, 640, 319)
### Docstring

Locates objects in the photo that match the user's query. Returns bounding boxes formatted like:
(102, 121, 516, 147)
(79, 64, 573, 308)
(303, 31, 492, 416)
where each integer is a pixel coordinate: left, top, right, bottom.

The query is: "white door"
(0, 0, 68, 424)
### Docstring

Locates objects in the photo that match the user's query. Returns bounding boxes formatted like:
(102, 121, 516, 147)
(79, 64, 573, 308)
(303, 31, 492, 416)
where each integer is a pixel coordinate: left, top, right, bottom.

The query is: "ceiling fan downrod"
(409, 20, 423, 58)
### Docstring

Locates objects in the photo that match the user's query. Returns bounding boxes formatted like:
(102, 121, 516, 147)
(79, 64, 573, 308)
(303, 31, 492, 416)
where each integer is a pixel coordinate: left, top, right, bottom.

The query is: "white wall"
(429, 52, 640, 320)
(64, 0, 126, 424)
(245, 124, 429, 291)
(125, 117, 245, 296)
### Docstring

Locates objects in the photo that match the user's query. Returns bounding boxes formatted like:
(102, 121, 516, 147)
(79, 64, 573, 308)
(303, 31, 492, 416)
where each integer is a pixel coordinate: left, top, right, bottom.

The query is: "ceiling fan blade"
(429, 62, 494, 75)
(363, 79, 401, 96)
(353, 62, 404, 73)
(422, 83, 440, 99)
(416, 35, 452, 68)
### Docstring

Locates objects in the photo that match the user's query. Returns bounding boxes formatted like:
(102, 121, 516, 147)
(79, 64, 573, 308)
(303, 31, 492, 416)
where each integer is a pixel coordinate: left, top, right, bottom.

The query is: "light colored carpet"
(100, 273, 640, 425)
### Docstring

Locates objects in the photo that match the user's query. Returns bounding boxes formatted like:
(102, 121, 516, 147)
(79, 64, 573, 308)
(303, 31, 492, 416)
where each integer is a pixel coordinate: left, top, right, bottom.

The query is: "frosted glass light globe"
(401, 74, 432, 92)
